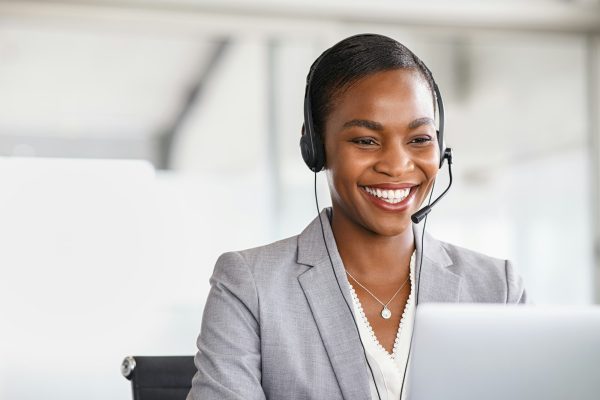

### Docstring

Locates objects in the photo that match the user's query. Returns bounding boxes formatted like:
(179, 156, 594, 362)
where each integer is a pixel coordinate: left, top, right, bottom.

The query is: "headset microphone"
(411, 148, 453, 224)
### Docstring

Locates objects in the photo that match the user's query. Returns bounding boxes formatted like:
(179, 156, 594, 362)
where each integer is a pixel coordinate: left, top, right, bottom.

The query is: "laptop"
(406, 304, 600, 400)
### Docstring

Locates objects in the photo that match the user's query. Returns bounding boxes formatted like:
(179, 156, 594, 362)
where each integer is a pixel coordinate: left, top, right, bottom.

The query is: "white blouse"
(347, 251, 416, 400)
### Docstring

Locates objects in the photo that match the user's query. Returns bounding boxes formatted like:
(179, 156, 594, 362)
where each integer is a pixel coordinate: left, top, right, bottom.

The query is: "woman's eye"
(352, 138, 378, 146)
(410, 136, 433, 145)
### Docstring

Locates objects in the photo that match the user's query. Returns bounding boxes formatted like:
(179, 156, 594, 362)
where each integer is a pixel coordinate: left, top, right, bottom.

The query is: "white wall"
(0, 157, 276, 399)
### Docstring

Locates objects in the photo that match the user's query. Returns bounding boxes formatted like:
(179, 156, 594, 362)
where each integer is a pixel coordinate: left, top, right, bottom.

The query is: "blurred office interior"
(0, 0, 599, 398)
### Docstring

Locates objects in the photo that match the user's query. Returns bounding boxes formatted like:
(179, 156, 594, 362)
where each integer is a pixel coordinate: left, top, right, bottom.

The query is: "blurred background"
(0, 0, 599, 398)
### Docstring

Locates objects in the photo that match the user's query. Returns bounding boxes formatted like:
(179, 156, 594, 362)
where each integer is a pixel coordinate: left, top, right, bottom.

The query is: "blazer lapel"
(413, 223, 462, 303)
(297, 210, 372, 400)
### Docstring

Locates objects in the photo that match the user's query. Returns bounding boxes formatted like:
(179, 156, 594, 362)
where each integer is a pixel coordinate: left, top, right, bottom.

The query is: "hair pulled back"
(308, 33, 436, 139)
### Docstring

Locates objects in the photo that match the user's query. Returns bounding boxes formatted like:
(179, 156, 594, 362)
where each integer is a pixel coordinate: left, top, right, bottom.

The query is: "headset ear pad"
(300, 123, 326, 172)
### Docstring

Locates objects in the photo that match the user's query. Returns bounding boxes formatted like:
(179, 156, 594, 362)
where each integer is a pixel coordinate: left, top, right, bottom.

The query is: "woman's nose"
(373, 143, 414, 177)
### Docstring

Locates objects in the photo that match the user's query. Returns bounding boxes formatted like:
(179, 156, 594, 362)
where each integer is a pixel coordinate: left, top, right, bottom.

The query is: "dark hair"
(309, 33, 436, 138)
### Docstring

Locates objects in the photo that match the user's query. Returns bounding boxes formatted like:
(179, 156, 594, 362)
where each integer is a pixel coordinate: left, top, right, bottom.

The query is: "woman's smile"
(359, 184, 418, 211)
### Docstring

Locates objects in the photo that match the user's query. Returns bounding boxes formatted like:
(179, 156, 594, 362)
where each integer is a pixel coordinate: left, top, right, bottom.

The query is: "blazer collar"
(297, 208, 461, 303)
(296, 208, 462, 399)
(297, 208, 371, 399)
(412, 219, 462, 303)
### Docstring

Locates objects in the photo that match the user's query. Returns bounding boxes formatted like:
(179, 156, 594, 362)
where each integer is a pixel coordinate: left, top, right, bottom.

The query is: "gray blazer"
(187, 209, 527, 400)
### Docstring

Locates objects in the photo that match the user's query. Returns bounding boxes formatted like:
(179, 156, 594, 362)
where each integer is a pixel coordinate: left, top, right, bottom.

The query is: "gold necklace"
(345, 271, 410, 319)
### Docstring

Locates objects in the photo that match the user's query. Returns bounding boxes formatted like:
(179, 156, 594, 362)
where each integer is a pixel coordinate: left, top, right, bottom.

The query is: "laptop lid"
(406, 304, 600, 400)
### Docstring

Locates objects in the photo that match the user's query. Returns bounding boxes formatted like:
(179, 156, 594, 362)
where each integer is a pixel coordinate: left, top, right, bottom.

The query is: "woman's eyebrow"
(408, 117, 435, 129)
(342, 119, 384, 131)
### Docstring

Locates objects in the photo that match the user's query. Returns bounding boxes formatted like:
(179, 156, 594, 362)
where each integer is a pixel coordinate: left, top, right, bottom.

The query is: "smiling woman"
(187, 34, 528, 400)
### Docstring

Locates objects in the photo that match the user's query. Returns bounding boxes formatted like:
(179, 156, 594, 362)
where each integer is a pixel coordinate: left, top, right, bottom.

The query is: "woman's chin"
(365, 217, 413, 237)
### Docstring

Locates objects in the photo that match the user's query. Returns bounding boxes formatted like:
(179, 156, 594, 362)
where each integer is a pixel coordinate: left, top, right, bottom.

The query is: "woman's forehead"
(328, 69, 435, 125)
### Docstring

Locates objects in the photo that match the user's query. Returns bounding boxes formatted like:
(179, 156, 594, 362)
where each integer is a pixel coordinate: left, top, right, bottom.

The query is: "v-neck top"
(347, 251, 416, 400)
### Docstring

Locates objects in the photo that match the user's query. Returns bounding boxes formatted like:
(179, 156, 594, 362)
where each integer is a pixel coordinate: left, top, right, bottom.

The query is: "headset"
(300, 45, 448, 172)
(300, 34, 454, 399)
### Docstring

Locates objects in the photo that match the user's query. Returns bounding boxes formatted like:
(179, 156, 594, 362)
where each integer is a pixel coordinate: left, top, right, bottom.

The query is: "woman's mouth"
(363, 186, 411, 204)
(359, 184, 418, 211)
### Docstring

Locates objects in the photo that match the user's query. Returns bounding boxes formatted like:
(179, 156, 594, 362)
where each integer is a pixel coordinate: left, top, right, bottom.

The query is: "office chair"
(121, 356, 196, 400)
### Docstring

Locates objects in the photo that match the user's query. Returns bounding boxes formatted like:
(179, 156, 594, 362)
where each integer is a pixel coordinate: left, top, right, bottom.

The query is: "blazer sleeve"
(187, 252, 266, 400)
(505, 259, 528, 304)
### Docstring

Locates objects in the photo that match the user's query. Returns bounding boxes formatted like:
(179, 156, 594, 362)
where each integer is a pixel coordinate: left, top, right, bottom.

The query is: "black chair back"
(121, 356, 196, 400)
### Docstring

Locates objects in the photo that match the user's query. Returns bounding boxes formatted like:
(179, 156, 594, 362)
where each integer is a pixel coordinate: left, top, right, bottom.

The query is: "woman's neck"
(330, 207, 415, 283)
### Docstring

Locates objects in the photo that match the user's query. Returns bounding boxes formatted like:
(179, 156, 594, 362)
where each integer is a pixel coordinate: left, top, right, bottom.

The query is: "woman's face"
(324, 68, 439, 237)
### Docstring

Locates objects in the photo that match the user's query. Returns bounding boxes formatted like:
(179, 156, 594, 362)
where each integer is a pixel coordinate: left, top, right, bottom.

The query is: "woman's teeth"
(364, 187, 411, 204)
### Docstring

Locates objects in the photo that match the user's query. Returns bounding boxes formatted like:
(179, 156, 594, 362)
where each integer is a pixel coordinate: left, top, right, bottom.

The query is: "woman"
(187, 33, 527, 400)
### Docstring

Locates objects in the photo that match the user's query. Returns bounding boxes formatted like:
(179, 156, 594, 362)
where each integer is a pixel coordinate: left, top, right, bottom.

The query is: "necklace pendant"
(381, 307, 392, 319)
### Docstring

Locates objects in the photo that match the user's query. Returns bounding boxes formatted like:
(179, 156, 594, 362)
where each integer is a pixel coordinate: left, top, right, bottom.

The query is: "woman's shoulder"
(433, 238, 527, 303)
(437, 239, 506, 271)
(238, 234, 300, 264)
(212, 234, 304, 280)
